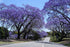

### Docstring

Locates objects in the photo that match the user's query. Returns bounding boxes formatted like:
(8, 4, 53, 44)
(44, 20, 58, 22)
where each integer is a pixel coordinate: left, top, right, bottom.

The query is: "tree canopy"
(0, 3, 44, 39)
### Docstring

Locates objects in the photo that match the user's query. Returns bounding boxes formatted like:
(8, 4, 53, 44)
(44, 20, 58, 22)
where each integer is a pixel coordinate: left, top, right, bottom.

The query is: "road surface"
(0, 37, 67, 47)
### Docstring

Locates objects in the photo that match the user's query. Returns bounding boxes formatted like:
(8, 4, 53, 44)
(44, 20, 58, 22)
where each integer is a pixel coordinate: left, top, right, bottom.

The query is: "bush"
(27, 31, 41, 40)
(50, 36, 56, 42)
(50, 31, 63, 42)
(0, 27, 9, 39)
(33, 32, 41, 40)
(25, 30, 48, 40)
(50, 36, 61, 42)
(47, 32, 52, 36)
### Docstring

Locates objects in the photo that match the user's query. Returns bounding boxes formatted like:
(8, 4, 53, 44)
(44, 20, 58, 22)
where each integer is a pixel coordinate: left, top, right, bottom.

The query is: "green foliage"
(14, 31, 18, 34)
(27, 31, 41, 40)
(0, 27, 9, 39)
(47, 32, 52, 36)
(50, 31, 64, 42)
(50, 36, 61, 42)
(33, 31, 41, 40)
(50, 36, 57, 42)
(64, 44, 70, 46)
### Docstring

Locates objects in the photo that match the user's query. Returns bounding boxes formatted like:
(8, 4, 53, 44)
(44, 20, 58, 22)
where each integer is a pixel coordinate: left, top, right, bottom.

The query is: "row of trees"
(43, 0, 70, 41)
(0, 4, 44, 39)
(9, 30, 48, 40)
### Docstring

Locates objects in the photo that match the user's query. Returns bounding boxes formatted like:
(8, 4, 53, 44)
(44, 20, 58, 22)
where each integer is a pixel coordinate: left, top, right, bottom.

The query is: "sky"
(0, 0, 49, 10)
(0, 0, 50, 32)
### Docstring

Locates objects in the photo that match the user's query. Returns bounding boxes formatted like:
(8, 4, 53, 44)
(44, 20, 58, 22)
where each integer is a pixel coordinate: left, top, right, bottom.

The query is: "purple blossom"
(36, 31, 48, 38)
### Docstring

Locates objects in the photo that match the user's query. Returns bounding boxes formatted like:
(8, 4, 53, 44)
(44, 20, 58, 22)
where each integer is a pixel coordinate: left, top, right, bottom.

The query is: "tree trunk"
(60, 30, 64, 40)
(17, 30, 20, 39)
(23, 32, 27, 39)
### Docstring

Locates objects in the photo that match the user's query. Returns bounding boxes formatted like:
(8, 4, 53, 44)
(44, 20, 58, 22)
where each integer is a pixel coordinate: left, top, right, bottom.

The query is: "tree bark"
(17, 30, 20, 39)
(23, 32, 27, 39)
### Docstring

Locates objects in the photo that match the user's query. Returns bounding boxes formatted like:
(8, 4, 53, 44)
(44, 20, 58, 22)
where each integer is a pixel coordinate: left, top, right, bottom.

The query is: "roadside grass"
(0, 39, 28, 45)
(55, 38, 70, 47)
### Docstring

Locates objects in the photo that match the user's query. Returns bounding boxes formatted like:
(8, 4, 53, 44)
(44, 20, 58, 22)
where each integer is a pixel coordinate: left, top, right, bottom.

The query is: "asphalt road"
(0, 37, 67, 47)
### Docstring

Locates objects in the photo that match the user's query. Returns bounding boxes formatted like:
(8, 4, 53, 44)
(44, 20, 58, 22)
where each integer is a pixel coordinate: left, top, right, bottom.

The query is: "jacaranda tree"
(0, 4, 44, 39)
(43, 0, 70, 41)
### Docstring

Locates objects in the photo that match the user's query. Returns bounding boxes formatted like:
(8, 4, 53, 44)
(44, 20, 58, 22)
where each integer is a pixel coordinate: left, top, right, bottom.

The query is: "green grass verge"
(0, 40, 26, 45)
(55, 38, 70, 46)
